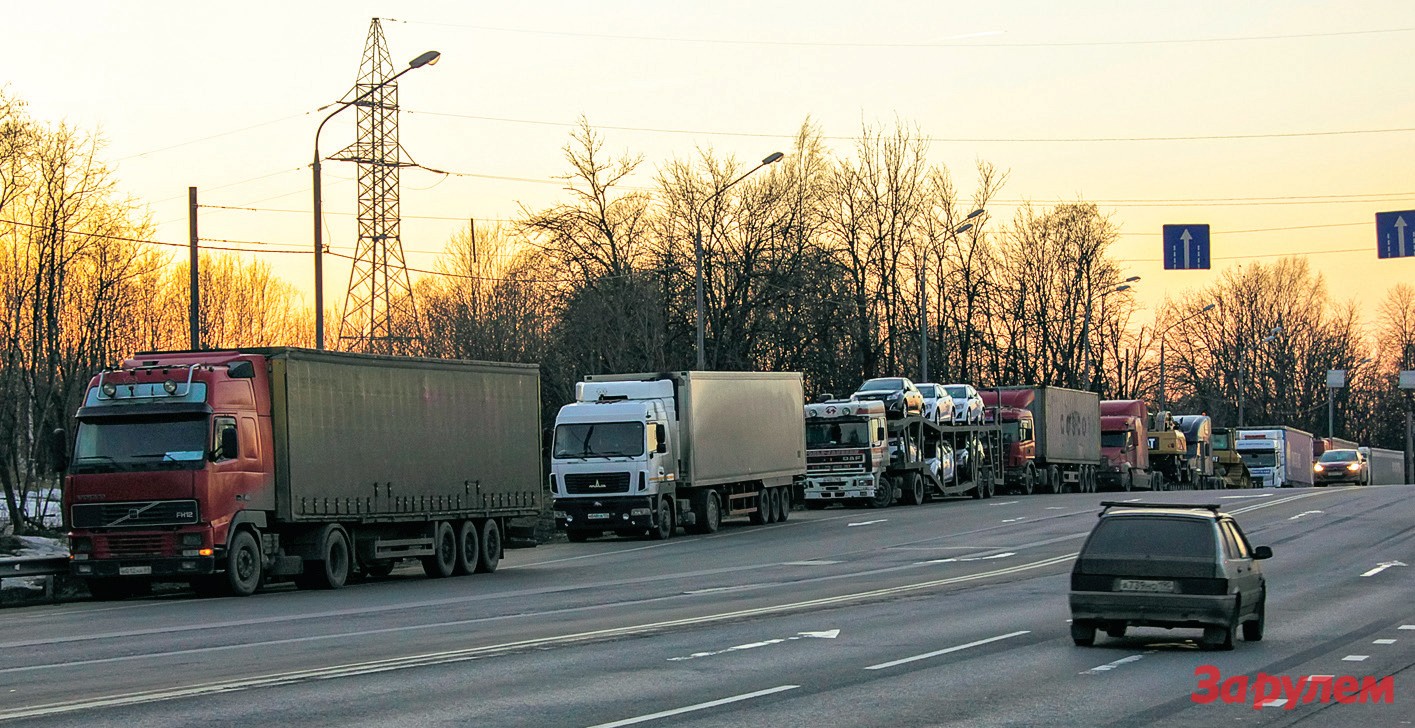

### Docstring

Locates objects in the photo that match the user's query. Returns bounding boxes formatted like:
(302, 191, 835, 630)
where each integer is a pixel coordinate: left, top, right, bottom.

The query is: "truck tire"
(476, 519, 503, 572)
(1046, 465, 1060, 494)
(649, 499, 675, 540)
(868, 477, 895, 509)
(901, 472, 925, 505)
(1020, 466, 1035, 496)
(1152, 472, 1166, 492)
(297, 526, 351, 590)
(686, 491, 722, 534)
(749, 488, 769, 524)
(765, 488, 781, 523)
(224, 529, 264, 597)
(453, 520, 480, 575)
(779, 487, 792, 520)
(421, 521, 457, 578)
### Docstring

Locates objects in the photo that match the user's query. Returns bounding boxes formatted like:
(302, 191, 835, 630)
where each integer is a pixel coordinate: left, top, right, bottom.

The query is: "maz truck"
(59, 348, 544, 599)
(1237, 426, 1315, 487)
(551, 371, 806, 540)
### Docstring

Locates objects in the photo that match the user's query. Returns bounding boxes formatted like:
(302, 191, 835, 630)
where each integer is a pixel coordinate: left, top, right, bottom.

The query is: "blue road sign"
(1163, 224, 1210, 270)
(1376, 211, 1415, 259)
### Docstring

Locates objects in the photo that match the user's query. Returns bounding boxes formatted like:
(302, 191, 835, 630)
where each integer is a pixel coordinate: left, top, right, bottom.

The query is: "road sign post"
(1163, 225, 1211, 270)
(1402, 370, 1415, 484)
(1376, 211, 1415, 259)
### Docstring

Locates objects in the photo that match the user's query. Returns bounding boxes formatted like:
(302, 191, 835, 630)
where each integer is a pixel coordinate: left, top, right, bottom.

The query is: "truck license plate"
(1117, 579, 1175, 593)
(587, 513, 610, 520)
(118, 566, 152, 576)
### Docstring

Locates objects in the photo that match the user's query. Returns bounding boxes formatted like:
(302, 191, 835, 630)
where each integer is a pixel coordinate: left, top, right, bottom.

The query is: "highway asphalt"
(0, 485, 1411, 727)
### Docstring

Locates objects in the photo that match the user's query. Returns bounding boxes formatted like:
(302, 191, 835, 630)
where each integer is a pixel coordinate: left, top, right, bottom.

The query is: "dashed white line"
(1081, 652, 1151, 675)
(780, 560, 841, 566)
(1287, 510, 1324, 521)
(847, 519, 888, 527)
(1401, 625, 1415, 630)
(1342, 655, 1369, 661)
(586, 685, 800, 728)
(865, 630, 1030, 671)
(1001, 517, 1025, 523)
(1361, 560, 1407, 577)
(1257, 698, 1289, 709)
(1373, 639, 1397, 645)
(989, 501, 1020, 506)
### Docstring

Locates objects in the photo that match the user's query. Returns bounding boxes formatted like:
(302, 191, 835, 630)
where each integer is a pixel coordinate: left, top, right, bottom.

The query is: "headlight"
(1346, 462, 1361, 472)
(181, 533, 204, 547)
(1313, 464, 1324, 472)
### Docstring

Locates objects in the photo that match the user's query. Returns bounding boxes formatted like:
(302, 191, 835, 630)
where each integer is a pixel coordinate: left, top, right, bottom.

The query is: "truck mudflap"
(555, 496, 658, 532)
(71, 555, 215, 579)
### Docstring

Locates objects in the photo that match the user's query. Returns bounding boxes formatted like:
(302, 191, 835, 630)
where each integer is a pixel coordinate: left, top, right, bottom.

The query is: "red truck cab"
(1098, 399, 1151, 491)
(63, 351, 273, 596)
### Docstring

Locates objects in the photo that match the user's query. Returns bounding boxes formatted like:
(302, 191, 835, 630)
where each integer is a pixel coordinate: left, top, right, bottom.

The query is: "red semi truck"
(1097, 399, 1154, 491)
(57, 348, 543, 599)
(981, 386, 1102, 494)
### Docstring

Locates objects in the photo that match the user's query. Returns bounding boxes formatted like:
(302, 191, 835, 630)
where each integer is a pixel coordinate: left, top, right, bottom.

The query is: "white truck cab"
(802, 400, 889, 504)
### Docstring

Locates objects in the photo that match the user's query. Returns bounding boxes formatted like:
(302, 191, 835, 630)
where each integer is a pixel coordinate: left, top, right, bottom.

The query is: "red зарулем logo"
(1192, 665, 1395, 709)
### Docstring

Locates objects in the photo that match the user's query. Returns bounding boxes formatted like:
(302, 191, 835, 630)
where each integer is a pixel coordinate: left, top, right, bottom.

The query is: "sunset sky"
(5, 0, 1414, 332)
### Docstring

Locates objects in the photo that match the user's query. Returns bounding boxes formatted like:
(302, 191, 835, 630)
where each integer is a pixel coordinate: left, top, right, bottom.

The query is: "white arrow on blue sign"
(1376, 211, 1415, 259)
(1163, 225, 1210, 270)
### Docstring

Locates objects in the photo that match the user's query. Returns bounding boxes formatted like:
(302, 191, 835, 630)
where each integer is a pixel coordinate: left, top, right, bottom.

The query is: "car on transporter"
(1070, 502, 1272, 651)
(851, 377, 925, 419)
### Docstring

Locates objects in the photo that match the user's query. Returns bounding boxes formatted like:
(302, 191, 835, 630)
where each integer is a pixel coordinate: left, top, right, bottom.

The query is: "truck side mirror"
(49, 428, 69, 473)
(654, 424, 667, 453)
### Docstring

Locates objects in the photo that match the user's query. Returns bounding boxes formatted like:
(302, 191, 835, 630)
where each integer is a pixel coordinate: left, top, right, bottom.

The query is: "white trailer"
(1236, 426, 1315, 487)
(551, 371, 806, 540)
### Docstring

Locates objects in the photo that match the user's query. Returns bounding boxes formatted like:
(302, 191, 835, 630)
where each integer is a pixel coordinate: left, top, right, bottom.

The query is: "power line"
(198, 203, 520, 224)
(0, 217, 307, 254)
(1117, 221, 1371, 237)
(1115, 246, 1375, 263)
(407, 108, 1415, 143)
(115, 111, 316, 162)
(391, 19, 1415, 49)
(150, 167, 305, 205)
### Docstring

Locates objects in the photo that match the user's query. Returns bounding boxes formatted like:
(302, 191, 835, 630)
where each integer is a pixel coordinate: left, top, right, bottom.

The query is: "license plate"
(118, 566, 152, 576)
(1117, 579, 1175, 593)
(587, 513, 610, 520)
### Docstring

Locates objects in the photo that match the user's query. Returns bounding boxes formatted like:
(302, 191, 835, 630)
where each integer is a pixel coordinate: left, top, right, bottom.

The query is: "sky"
(4, 0, 1415, 335)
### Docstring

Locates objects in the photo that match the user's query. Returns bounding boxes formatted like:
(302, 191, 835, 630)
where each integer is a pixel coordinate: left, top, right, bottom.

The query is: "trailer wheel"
(224, 529, 264, 597)
(1019, 465, 1035, 496)
(1046, 465, 1060, 494)
(1152, 472, 1166, 492)
(453, 520, 480, 575)
(687, 491, 722, 534)
(421, 521, 457, 578)
(900, 472, 925, 505)
(765, 488, 781, 523)
(778, 487, 791, 521)
(297, 526, 351, 590)
(476, 519, 503, 572)
(749, 487, 769, 524)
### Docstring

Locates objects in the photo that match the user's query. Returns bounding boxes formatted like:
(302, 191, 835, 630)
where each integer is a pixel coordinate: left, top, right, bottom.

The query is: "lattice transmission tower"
(334, 18, 420, 354)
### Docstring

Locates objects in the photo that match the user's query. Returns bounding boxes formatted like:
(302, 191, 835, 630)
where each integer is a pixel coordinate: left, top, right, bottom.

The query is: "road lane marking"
(586, 685, 799, 728)
(1001, 517, 1025, 523)
(1227, 490, 1338, 515)
(1361, 560, 1407, 577)
(667, 630, 839, 661)
(925, 552, 1016, 564)
(864, 630, 1030, 670)
(1287, 510, 1324, 520)
(1045, 507, 1065, 510)
(780, 560, 841, 566)
(1401, 625, 1415, 630)
(847, 519, 888, 527)
(989, 501, 1019, 506)
(1080, 652, 1150, 675)
(1257, 698, 1288, 709)
(1220, 494, 1273, 499)
(1373, 639, 1396, 645)
(1342, 655, 1369, 661)
(0, 555, 1077, 720)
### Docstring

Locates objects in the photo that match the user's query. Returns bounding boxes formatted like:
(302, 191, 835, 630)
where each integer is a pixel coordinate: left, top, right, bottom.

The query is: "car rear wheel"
(1071, 621, 1096, 647)
(1203, 600, 1239, 651)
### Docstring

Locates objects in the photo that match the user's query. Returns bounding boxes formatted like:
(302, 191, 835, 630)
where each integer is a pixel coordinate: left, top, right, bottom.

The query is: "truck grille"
(563, 473, 632, 494)
(72, 500, 200, 529)
(102, 533, 170, 557)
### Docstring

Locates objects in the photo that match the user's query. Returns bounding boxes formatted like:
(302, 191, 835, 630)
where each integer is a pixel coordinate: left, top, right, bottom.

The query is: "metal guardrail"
(0, 556, 68, 579)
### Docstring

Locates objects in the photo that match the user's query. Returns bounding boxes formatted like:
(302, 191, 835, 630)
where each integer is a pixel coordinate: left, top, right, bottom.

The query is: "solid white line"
(1342, 655, 1369, 661)
(865, 630, 1030, 670)
(1372, 639, 1396, 645)
(847, 519, 888, 527)
(585, 685, 799, 728)
(1401, 625, 1415, 630)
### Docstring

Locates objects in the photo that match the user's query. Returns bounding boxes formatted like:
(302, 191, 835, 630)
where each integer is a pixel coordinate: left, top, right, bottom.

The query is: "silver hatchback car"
(1070, 502, 1272, 650)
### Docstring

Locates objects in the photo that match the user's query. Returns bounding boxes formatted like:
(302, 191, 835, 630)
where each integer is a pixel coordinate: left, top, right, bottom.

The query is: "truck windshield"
(807, 421, 870, 447)
(1000, 422, 1021, 445)
(72, 416, 208, 473)
(1212, 432, 1230, 449)
(1100, 432, 1129, 449)
(553, 422, 645, 458)
(1240, 451, 1277, 468)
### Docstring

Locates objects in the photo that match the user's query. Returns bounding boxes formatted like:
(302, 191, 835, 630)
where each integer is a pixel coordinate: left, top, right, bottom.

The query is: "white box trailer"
(1237, 426, 1314, 487)
(551, 371, 806, 540)
(1362, 447, 1407, 485)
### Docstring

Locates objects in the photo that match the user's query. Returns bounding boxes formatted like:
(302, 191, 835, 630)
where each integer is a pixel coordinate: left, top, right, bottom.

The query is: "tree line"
(2, 95, 1410, 533)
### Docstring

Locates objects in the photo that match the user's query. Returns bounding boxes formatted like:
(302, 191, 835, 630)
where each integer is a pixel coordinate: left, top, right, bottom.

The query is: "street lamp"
(1327, 356, 1373, 438)
(1237, 325, 1281, 427)
(920, 208, 984, 383)
(694, 151, 785, 369)
(1158, 302, 1217, 412)
(1080, 276, 1141, 391)
(312, 49, 441, 350)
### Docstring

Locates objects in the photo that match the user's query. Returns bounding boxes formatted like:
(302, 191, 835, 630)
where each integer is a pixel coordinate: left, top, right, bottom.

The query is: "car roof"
(1097, 501, 1228, 520)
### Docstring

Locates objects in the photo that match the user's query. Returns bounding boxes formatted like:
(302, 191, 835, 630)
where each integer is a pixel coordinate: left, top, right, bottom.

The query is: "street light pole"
(694, 151, 784, 370)
(312, 49, 440, 350)
(921, 210, 983, 383)
(1157, 303, 1216, 412)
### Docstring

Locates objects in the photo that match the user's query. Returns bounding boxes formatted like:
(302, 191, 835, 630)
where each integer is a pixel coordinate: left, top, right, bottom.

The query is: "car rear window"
(1083, 517, 1217, 558)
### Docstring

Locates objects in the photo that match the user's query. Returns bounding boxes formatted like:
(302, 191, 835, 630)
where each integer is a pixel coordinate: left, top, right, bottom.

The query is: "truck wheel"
(868, 477, 895, 509)
(1152, 472, 1166, 492)
(1047, 465, 1060, 494)
(298, 527, 351, 590)
(453, 520, 480, 575)
(421, 521, 456, 578)
(224, 530, 264, 597)
(649, 499, 675, 540)
(778, 488, 792, 521)
(901, 473, 925, 505)
(476, 519, 503, 572)
(688, 491, 722, 534)
(765, 488, 781, 523)
(1020, 466, 1035, 496)
(749, 488, 769, 524)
